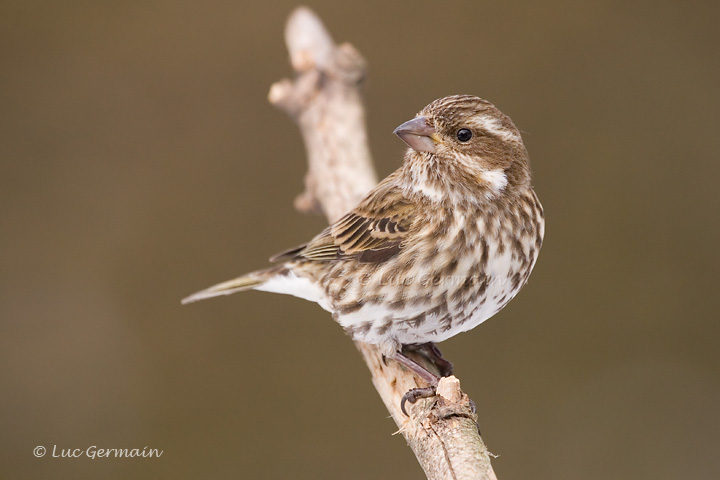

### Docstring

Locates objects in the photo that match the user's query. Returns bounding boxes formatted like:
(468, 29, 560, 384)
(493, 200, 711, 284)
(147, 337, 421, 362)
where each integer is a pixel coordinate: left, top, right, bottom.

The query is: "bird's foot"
(400, 386, 437, 416)
(391, 351, 442, 416)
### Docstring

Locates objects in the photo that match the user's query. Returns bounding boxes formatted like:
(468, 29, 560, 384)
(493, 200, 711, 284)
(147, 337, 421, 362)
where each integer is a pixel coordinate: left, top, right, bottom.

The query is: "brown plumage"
(183, 95, 544, 361)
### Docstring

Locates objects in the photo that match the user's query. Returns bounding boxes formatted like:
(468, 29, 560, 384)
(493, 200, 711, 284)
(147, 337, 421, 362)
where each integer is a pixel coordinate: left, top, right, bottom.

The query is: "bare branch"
(268, 7, 498, 479)
(268, 6, 376, 221)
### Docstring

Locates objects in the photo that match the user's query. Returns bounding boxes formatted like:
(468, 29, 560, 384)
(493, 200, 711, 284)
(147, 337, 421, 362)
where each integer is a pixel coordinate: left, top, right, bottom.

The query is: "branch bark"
(268, 7, 498, 479)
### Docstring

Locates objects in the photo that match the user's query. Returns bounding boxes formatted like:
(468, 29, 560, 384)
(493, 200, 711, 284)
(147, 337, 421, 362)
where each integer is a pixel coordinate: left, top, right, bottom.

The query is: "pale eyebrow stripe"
(469, 115, 522, 143)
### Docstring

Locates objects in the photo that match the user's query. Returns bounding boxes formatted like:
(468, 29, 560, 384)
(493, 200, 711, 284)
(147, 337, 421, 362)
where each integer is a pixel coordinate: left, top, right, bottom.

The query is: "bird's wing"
(270, 174, 414, 264)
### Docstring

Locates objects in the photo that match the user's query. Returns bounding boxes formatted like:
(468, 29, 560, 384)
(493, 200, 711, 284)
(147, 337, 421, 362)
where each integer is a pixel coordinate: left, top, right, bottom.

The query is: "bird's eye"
(456, 128, 473, 142)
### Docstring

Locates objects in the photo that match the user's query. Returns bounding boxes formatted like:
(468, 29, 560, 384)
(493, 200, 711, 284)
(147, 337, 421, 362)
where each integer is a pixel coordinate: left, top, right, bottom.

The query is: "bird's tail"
(181, 266, 286, 305)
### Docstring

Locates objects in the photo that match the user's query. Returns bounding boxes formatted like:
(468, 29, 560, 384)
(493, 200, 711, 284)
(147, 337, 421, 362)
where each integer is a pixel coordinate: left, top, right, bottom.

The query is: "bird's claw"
(400, 386, 437, 416)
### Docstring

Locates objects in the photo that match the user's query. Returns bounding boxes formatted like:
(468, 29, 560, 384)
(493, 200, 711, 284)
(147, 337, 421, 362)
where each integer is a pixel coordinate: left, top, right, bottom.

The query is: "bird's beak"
(393, 116, 438, 154)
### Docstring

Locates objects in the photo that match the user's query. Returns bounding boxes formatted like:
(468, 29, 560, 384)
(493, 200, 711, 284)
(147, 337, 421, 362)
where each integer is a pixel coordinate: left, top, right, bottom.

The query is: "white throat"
(479, 169, 508, 198)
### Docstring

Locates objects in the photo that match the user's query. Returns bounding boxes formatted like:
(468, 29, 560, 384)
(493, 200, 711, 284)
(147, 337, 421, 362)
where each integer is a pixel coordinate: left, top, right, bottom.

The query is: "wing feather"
(270, 173, 415, 264)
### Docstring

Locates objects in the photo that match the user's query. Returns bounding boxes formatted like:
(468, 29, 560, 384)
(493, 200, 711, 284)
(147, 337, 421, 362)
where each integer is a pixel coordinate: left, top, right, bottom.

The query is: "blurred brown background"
(2, 1, 719, 479)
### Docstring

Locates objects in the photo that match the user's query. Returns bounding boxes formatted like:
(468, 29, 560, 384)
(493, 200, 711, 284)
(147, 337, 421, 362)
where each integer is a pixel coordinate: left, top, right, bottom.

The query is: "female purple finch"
(183, 95, 544, 405)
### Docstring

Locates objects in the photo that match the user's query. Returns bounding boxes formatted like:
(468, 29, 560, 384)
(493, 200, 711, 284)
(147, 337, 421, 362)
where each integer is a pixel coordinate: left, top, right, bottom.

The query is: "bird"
(183, 95, 544, 411)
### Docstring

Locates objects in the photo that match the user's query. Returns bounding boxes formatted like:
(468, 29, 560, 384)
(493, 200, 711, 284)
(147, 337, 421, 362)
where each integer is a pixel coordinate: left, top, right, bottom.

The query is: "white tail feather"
(181, 275, 263, 304)
(181, 268, 331, 311)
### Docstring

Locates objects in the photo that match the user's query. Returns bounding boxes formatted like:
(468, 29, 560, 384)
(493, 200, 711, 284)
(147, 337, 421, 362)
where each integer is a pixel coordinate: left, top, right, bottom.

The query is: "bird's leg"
(392, 351, 441, 416)
(392, 350, 439, 384)
(393, 344, 455, 415)
(403, 342, 454, 377)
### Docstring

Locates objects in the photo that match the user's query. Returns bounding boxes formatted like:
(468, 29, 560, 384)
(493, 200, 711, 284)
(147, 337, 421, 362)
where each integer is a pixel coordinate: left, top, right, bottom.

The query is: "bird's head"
(394, 95, 531, 199)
